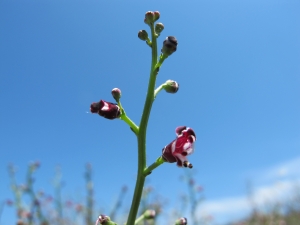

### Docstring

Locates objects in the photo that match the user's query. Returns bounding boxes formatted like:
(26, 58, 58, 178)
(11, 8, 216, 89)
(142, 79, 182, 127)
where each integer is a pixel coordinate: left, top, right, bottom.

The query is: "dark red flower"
(90, 100, 120, 120)
(162, 126, 196, 168)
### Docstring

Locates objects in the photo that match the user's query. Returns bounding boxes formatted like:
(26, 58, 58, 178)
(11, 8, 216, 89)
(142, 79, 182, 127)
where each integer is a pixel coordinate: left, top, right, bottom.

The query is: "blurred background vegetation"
(1, 162, 299, 225)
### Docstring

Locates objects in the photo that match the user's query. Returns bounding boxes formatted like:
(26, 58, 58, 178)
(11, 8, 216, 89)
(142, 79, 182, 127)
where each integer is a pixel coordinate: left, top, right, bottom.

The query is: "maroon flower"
(90, 100, 121, 120)
(162, 126, 196, 168)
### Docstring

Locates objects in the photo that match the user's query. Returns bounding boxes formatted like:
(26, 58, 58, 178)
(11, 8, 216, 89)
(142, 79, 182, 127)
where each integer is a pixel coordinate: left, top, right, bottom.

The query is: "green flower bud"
(175, 217, 188, 225)
(144, 11, 154, 25)
(111, 88, 121, 102)
(95, 215, 117, 225)
(161, 36, 178, 56)
(153, 11, 160, 22)
(155, 23, 164, 35)
(138, 30, 149, 41)
(144, 209, 156, 220)
(164, 80, 179, 94)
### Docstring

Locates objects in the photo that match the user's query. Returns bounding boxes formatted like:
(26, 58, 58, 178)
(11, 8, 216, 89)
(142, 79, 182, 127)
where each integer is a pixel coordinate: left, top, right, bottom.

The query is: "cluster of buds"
(139, 11, 164, 45)
(162, 126, 196, 168)
(138, 11, 178, 68)
(144, 11, 160, 25)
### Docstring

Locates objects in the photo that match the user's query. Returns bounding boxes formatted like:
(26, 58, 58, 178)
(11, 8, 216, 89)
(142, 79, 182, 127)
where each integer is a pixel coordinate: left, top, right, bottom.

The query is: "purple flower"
(90, 100, 120, 120)
(162, 126, 196, 168)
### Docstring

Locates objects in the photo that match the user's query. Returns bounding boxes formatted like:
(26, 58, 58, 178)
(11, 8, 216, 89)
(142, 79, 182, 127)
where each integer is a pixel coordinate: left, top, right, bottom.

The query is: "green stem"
(120, 114, 139, 135)
(144, 156, 165, 176)
(126, 22, 158, 225)
(119, 101, 139, 135)
(134, 214, 145, 225)
(154, 83, 166, 99)
(146, 38, 152, 47)
(155, 53, 167, 70)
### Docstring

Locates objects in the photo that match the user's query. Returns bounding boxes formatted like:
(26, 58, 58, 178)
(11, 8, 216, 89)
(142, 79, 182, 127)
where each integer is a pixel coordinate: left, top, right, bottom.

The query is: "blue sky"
(0, 0, 299, 224)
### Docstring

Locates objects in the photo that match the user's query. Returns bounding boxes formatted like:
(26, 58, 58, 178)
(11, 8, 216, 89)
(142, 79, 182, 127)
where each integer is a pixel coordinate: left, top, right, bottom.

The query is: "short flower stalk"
(143, 157, 165, 176)
(91, 11, 197, 225)
(154, 79, 179, 98)
(134, 209, 156, 224)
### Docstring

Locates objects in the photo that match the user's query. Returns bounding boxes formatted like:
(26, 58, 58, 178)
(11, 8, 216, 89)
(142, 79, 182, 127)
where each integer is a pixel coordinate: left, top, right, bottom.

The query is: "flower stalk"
(126, 18, 158, 225)
(143, 157, 165, 176)
(90, 10, 196, 225)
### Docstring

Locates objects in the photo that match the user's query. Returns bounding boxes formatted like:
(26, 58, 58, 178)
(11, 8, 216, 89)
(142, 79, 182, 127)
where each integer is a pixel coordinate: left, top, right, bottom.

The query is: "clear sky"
(0, 0, 299, 224)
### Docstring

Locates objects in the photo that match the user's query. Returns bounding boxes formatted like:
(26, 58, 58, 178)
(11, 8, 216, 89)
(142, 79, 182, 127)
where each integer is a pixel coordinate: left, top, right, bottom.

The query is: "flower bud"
(95, 215, 117, 225)
(153, 11, 160, 22)
(161, 36, 178, 56)
(175, 217, 188, 225)
(144, 209, 156, 219)
(155, 23, 164, 35)
(162, 126, 196, 168)
(16, 220, 25, 225)
(90, 100, 121, 120)
(111, 88, 121, 101)
(138, 30, 149, 41)
(164, 80, 179, 94)
(144, 11, 154, 25)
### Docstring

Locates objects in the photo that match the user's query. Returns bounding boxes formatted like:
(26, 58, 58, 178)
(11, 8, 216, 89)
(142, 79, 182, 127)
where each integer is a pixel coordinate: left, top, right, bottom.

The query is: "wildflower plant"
(91, 11, 197, 225)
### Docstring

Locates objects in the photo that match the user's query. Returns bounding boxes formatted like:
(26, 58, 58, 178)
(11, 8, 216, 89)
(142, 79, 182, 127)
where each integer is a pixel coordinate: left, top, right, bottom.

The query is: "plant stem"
(120, 114, 139, 135)
(143, 156, 165, 176)
(118, 101, 139, 135)
(126, 22, 158, 225)
(134, 214, 145, 225)
(154, 83, 166, 99)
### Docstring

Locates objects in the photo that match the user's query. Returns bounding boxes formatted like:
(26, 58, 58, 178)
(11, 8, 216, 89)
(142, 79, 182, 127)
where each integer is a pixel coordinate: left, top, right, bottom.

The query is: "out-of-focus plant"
(109, 185, 128, 222)
(91, 11, 197, 225)
(6, 162, 127, 225)
(52, 166, 63, 224)
(85, 163, 94, 225)
(180, 171, 204, 225)
(8, 162, 49, 225)
(230, 185, 300, 225)
(173, 171, 213, 225)
(137, 185, 166, 225)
